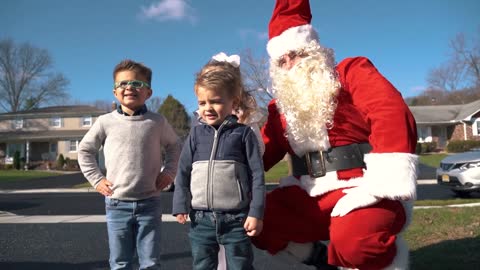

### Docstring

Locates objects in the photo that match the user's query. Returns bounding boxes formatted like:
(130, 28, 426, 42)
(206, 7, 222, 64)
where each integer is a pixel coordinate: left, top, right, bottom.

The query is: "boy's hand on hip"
(156, 172, 173, 190)
(96, 178, 113, 196)
(244, 216, 263, 236)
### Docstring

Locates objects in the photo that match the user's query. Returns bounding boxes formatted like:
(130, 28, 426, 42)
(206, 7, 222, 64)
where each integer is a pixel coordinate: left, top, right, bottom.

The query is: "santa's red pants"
(252, 186, 406, 270)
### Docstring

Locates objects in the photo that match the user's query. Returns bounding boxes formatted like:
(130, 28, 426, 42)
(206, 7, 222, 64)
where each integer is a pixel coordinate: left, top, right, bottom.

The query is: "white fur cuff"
(363, 153, 418, 200)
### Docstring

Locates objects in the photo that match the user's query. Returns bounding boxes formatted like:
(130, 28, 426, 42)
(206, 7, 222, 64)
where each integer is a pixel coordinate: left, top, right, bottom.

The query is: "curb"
(0, 188, 95, 194)
(0, 180, 437, 194)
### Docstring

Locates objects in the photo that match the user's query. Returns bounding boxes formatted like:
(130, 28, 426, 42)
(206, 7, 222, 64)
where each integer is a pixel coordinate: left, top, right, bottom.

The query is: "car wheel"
(452, 190, 471, 198)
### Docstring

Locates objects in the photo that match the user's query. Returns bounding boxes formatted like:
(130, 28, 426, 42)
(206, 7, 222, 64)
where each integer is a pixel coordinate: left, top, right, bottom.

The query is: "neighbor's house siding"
(450, 110, 480, 142)
(0, 106, 108, 166)
(450, 122, 480, 142)
(410, 101, 480, 150)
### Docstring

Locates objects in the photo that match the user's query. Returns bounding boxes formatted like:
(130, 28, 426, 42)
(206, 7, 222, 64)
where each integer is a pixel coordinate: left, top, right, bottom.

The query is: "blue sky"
(2, 0, 479, 113)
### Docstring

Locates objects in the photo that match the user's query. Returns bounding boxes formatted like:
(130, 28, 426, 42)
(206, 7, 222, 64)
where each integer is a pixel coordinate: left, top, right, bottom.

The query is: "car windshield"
(441, 151, 480, 164)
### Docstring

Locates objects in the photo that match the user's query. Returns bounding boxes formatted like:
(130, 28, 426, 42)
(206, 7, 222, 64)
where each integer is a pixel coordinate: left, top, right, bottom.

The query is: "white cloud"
(139, 0, 196, 23)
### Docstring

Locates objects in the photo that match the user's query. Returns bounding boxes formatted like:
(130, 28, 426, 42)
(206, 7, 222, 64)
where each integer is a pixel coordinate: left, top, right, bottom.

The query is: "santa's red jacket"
(261, 56, 418, 203)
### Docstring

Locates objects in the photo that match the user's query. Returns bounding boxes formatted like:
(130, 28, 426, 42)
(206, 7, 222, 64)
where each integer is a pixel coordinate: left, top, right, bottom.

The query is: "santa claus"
(251, 0, 419, 269)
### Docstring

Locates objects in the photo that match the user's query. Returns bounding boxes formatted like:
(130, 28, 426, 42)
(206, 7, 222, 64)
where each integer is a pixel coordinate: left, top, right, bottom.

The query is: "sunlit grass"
(264, 160, 289, 183)
(406, 207, 480, 269)
(419, 153, 449, 167)
(0, 170, 61, 182)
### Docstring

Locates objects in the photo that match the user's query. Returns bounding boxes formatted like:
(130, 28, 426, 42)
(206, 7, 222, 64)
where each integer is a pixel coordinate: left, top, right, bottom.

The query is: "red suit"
(252, 57, 418, 270)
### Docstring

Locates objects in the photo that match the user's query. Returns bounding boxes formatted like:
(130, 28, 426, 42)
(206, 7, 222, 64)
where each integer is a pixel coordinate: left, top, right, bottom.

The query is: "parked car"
(436, 150, 480, 197)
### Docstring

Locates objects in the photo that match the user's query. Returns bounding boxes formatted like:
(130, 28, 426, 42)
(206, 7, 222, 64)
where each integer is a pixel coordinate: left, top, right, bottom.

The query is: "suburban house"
(0, 105, 109, 167)
(409, 99, 480, 149)
(2, 99, 480, 166)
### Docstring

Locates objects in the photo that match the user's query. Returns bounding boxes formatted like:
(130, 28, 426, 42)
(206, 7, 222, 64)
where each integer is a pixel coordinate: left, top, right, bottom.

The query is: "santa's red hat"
(267, 0, 319, 60)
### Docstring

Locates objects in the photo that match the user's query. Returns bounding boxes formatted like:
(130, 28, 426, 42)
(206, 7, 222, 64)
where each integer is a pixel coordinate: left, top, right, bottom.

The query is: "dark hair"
(113, 59, 152, 85)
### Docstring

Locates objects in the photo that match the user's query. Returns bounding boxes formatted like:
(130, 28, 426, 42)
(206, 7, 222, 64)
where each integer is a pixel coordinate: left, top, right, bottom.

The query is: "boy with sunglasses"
(78, 59, 181, 269)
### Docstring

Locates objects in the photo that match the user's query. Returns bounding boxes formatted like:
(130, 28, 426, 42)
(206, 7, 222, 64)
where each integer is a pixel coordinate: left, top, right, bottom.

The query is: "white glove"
(331, 187, 380, 217)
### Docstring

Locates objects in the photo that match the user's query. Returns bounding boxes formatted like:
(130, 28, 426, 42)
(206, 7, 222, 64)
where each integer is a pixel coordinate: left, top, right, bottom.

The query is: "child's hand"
(96, 178, 113, 196)
(244, 216, 263, 236)
(176, 214, 188, 224)
(156, 172, 174, 191)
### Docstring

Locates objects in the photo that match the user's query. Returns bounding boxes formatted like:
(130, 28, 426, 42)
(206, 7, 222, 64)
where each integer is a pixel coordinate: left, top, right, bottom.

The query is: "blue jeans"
(105, 196, 163, 270)
(188, 210, 253, 270)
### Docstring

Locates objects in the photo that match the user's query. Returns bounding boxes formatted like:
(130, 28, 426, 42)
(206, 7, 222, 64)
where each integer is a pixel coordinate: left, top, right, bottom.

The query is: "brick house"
(0, 105, 108, 167)
(409, 99, 480, 150)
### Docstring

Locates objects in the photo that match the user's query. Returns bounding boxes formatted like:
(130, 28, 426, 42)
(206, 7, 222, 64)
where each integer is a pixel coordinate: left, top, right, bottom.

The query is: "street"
(0, 178, 475, 270)
(0, 190, 314, 270)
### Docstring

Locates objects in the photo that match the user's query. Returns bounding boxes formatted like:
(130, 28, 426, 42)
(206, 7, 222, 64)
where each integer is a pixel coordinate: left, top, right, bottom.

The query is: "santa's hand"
(331, 187, 380, 217)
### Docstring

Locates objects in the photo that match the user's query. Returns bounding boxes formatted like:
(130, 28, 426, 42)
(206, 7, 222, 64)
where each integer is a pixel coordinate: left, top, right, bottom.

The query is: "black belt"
(291, 143, 372, 177)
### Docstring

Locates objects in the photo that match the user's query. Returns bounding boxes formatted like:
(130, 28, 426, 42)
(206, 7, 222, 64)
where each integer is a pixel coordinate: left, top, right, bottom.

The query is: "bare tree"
(427, 31, 480, 93)
(450, 32, 480, 88)
(240, 49, 272, 109)
(0, 39, 69, 112)
(426, 58, 464, 92)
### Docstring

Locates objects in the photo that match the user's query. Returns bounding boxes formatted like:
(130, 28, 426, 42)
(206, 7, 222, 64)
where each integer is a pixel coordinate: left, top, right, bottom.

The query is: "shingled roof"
(0, 130, 89, 142)
(409, 99, 480, 124)
(0, 105, 108, 120)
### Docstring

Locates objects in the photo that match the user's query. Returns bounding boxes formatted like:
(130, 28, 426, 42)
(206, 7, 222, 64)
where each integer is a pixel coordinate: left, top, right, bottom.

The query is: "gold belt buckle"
(305, 151, 327, 178)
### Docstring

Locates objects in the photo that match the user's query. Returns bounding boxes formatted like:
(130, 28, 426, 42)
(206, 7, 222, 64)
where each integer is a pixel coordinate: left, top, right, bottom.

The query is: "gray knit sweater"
(78, 111, 180, 200)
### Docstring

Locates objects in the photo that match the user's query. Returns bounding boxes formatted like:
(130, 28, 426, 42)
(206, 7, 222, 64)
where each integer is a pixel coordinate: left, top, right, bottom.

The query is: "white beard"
(270, 52, 340, 156)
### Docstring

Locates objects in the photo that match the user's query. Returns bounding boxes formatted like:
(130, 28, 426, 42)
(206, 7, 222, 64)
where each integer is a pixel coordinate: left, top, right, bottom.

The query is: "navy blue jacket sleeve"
(244, 127, 266, 219)
(172, 128, 195, 216)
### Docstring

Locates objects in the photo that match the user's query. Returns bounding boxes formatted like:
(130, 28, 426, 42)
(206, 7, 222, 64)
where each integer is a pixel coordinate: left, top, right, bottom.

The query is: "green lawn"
(265, 160, 289, 183)
(0, 170, 62, 182)
(414, 198, 480, 206)
(418, 153, 449, 167)
(406, 207, 480, 269)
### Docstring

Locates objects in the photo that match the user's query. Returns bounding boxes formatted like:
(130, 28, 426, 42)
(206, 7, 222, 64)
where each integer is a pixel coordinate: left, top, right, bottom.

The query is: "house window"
(69, 140, 79, 152)
(82, 116, 92, 127)
(417, 126, 432, 142)
(50, 143, 57, 153)
(50, 117, 62, 128)
(6, 143, 24, 159)
(473, 120, 480, 136)
(13, 118, 24, 129)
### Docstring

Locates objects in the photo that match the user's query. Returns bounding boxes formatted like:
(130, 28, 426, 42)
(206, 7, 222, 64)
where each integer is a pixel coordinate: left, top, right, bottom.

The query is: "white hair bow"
(211, 52, 240, 68)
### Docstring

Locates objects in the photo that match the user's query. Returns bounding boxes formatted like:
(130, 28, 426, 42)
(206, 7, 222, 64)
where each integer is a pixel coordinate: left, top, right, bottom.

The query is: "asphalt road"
(0, 191, 312, 270)
(0, 171, 478, 270)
